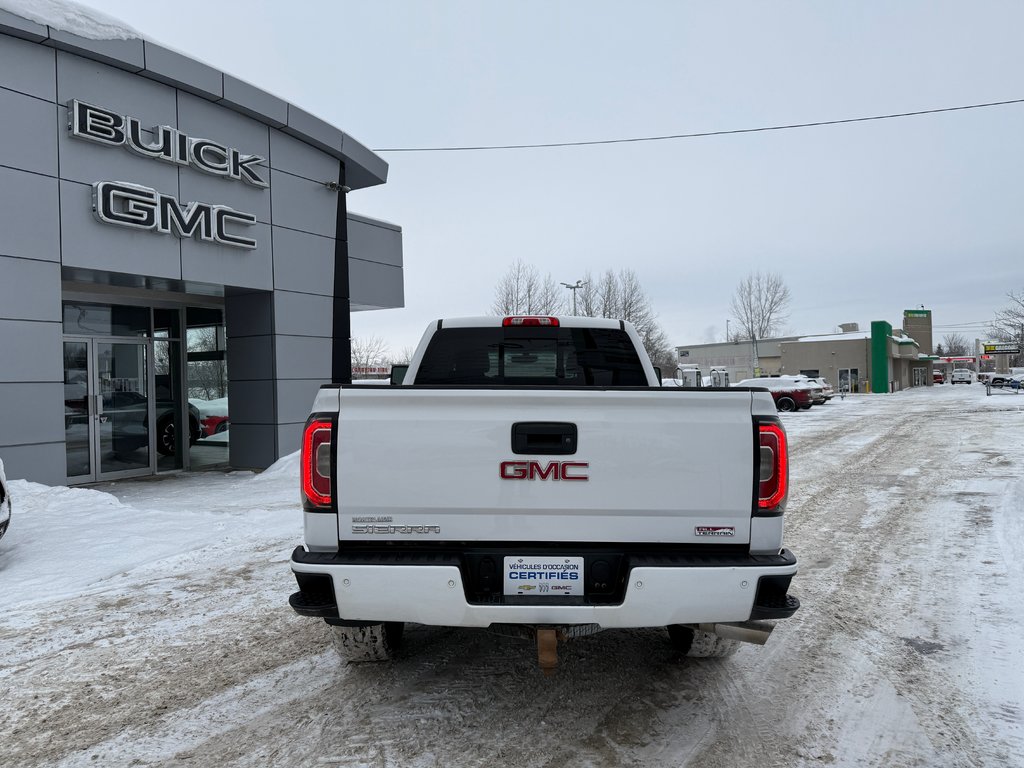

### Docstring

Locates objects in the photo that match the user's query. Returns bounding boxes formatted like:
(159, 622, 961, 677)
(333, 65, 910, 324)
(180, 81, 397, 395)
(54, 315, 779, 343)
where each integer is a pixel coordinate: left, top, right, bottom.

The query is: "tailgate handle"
(512, 422, 577, 455)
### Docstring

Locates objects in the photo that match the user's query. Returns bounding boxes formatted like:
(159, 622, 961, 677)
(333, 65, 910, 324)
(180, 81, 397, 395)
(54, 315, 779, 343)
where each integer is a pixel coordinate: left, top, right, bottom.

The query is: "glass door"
(96, 341, 152, 478)
(64, 341, 93, 480)
(64, 338, 155, 482)
(838, 367, 860, 394)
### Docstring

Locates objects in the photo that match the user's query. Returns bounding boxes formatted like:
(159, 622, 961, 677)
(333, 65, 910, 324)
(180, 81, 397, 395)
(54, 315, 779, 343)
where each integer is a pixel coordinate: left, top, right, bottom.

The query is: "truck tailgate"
(334, 387, 757, 545)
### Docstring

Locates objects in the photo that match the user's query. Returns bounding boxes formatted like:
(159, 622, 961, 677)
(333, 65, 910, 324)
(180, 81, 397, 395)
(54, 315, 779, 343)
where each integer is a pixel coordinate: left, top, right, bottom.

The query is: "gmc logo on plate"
(499, 461, 589, 481)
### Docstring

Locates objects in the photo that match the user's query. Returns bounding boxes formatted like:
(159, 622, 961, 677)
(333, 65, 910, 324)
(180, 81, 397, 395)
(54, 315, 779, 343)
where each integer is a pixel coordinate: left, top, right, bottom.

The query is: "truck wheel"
(776, 397, 796, 412)
(667, 625, 740, 658)
(329, 622, 404, 662)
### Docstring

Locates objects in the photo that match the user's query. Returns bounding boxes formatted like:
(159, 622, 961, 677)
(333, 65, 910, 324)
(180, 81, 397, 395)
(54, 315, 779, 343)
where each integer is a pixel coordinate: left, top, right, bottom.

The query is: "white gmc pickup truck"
(289, 316, 799, 668)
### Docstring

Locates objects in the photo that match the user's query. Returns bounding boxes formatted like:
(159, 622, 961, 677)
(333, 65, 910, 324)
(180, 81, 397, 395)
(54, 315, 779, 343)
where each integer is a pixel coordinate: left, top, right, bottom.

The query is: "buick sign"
(69, 100, 268, 188)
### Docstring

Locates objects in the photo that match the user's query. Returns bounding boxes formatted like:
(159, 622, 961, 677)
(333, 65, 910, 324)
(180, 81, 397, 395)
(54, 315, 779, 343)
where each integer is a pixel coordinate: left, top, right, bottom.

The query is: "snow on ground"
(0, 384, 1022, 767)
(0, 454, 300, 614)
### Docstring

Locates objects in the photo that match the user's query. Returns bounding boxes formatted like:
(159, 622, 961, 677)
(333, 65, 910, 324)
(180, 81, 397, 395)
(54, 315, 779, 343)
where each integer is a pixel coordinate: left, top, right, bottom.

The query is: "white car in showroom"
(0, 457, 11, 542)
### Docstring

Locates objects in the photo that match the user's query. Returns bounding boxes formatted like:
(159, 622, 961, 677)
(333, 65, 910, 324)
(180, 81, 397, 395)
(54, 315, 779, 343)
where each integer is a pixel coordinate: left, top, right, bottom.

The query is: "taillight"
(502, 316, 559, 327)
(301, 417, 333, 508)
(757, 422, 788, 512)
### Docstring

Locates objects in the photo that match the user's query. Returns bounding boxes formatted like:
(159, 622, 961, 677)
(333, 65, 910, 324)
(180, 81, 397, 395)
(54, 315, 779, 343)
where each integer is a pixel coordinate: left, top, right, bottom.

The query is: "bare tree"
(351, 335, 390, 376)
(491, 263, 672, 366)
(641, 323, 676, 372)
(574, 268, 673, 367)
(186, 325, 227, 399)
(389, 346, 416, 366)
(491, 259, 565, 315)
(991, 290, 1024, 366)
(940, 333, 971, 357)
(729, 271, 791, 341)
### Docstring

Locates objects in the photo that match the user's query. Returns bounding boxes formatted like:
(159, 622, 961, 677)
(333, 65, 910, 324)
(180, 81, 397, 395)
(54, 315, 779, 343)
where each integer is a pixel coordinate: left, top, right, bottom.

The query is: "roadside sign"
(983, 342, 1020, 355)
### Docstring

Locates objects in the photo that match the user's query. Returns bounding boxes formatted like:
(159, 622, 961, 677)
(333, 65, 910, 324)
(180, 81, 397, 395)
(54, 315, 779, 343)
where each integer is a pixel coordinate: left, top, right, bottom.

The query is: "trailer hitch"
(536, 628, 558, 675)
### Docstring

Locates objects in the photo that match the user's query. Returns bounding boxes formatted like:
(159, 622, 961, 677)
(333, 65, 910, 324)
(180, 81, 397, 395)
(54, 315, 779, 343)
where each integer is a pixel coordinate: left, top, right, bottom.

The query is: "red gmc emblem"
(499, 460, 589, 481)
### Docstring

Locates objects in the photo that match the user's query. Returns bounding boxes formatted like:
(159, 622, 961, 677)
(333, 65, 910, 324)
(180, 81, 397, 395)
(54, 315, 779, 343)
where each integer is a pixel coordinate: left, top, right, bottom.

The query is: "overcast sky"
(81, 1, 1024, 354)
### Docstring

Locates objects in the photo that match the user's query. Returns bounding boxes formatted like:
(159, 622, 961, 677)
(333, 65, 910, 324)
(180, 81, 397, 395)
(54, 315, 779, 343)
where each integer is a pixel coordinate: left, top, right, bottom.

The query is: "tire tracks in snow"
(715, 394, 1007, 767)
(4, 389, 1021, 767)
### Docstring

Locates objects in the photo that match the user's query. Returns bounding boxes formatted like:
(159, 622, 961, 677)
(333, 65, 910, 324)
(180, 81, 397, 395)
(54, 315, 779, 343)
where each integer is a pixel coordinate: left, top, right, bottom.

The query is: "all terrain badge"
(695, 526, 735, 537)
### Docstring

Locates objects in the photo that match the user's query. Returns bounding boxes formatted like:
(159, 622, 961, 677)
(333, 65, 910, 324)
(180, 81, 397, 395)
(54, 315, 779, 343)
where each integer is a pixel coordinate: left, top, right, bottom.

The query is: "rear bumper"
(290, 546, 799, 628)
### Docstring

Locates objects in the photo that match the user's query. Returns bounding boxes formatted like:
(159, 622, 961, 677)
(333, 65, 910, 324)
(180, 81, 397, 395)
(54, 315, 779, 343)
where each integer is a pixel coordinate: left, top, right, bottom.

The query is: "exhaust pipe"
(697, 621, 775, 645)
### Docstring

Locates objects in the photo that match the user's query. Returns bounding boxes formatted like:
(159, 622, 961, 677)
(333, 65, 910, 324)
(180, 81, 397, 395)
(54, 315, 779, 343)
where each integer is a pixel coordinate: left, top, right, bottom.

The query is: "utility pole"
(726, 319, 730, 342)
(560, 280, 586, 316)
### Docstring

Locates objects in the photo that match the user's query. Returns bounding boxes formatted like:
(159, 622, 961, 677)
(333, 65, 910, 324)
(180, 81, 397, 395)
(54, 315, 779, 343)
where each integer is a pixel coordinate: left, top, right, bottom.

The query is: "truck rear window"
(415, 326, 648, 386)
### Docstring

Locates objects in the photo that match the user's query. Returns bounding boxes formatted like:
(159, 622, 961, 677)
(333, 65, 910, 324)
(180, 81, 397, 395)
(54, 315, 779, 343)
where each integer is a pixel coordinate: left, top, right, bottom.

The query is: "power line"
(373, 98, 1024, 153)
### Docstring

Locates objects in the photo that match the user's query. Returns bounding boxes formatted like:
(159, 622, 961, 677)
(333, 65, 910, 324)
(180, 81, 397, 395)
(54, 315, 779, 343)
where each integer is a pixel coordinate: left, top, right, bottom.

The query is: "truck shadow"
(307, 624, 736, 766)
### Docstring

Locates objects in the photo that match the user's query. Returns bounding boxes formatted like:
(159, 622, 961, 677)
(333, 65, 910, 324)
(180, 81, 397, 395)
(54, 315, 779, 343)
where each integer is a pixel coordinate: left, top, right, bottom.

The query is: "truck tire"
(776, 397, 796, 412)
(667, 624, 740, 658)
(329, 622, 404, 662)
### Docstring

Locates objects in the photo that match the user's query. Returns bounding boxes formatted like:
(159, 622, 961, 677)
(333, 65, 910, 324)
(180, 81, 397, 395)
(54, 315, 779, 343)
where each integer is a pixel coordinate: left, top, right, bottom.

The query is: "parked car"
(64, 385, 201, 457)
(200, 414, 229, 436)
(983, 373, 1024, 389)
(0, 456, 11, 542)
(189, 397, 229, 440)
(734, 377, 814, 412)
(985, 373, 1019, 387)
(779, 375, 827, 405)
(933, 371, 945, 384)
(808, 377, 835, 400)
(950, 369, 973, 385)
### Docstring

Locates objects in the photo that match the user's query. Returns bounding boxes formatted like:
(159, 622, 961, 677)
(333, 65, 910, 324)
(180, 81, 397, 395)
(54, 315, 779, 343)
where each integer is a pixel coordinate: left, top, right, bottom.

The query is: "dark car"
(0, 456, 11, 542)
(104, 391, 201, 456)
(987, 374, 1018, 387)
(64, 386, 200, 457)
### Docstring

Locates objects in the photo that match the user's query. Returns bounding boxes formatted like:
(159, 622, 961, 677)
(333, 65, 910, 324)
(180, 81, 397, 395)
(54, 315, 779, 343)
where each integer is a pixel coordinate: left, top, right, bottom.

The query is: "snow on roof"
(794, 332, 872, 342)
(0, 0, 139, 40)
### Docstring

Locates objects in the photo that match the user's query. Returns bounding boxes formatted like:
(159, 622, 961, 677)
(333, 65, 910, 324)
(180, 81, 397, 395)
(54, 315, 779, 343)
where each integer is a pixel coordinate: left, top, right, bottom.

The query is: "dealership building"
(676, 310, 938, 393)
(0, 8, 404, 485)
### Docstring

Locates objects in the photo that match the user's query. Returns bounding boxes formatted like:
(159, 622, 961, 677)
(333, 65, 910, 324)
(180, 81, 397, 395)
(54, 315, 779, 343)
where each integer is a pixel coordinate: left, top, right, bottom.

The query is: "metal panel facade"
(0, 168, 60, 261)
(0, 89, 58, 176)
(0, 19, 403, 483)
(0, 33, 55, 99)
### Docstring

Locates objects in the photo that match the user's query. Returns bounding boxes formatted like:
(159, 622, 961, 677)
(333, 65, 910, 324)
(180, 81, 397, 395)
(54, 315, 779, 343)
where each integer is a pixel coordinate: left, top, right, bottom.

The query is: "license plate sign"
(503, 556, 584, 596)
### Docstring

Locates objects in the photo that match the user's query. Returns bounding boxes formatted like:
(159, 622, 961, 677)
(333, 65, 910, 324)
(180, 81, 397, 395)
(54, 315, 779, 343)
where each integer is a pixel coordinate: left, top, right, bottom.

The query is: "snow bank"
(252, 450, 300, 483)
(190, 397, 229, 418)
(0, 460, 302, 611)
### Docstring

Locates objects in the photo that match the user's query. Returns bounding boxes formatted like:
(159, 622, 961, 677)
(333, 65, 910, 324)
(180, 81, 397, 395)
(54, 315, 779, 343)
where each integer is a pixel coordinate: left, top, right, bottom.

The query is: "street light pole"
(560, 280, 586, 315)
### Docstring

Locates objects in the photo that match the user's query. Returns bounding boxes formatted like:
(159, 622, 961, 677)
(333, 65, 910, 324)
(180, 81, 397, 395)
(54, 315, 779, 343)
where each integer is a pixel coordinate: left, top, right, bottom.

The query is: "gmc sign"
(500, 461, 589, 481)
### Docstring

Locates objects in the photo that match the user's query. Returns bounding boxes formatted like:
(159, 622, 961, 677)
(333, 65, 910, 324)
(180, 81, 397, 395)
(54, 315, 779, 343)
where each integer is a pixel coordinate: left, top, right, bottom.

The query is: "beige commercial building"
(676, 310, 937, 393)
